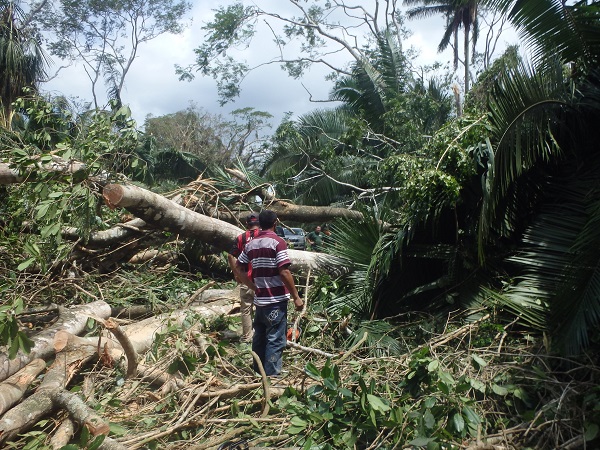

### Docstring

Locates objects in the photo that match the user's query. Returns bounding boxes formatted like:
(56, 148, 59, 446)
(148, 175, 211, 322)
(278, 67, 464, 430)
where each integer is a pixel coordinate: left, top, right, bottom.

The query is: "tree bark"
(62, 218, 150, 247)
(0, 359, 46, 415)
(0, 158, 88, 185)
(52, 390, 110, 436)
(0, 301, 112, 383)
(102, 183, 350, 276)
(0, 328, 99, 444)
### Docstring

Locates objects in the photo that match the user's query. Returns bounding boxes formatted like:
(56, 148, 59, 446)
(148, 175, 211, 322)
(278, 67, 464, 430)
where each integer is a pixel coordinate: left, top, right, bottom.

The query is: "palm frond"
(483, 0, 600, 70)
(326, 209, 391, 318)
(479, 57, 574, 244)
(345, 320, 403, 356)
(500, 174, 600, 355)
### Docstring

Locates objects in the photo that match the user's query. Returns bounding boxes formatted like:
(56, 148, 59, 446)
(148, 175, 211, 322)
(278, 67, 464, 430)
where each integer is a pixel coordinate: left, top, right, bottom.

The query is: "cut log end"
(102, 184, 125, 210)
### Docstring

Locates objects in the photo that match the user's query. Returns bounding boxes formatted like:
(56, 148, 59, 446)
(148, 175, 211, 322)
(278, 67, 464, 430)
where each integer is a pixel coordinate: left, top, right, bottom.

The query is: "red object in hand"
(286, 327, 300, 341)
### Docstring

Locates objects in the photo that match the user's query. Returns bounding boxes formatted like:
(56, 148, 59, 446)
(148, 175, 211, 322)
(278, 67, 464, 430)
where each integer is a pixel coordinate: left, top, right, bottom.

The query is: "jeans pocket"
(265, 304, 286, 326)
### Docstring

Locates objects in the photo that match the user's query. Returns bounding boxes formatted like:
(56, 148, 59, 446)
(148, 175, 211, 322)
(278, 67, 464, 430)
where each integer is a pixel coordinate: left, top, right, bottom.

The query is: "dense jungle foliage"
(1, 0, 600, 449)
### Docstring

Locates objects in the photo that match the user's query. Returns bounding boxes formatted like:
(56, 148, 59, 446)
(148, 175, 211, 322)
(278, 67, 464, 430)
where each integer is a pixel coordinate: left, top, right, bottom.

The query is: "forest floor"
(2, 263, 599, 449)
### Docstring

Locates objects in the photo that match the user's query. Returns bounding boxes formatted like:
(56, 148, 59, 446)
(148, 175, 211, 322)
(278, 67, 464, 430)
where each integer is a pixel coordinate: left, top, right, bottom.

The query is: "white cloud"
(41, 1, 519, 130)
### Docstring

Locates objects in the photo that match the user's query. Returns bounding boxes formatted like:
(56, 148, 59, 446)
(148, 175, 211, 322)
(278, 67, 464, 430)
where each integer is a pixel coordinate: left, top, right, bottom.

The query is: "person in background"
(321, 224, 331, 248)
(236, 210, 304, 376)
(227, 213, 260, 343)
(307, 225, 323, 251)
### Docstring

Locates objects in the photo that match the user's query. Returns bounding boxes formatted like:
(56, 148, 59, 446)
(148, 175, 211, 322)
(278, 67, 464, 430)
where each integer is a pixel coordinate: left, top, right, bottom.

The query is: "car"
(275, 226, 306, 250)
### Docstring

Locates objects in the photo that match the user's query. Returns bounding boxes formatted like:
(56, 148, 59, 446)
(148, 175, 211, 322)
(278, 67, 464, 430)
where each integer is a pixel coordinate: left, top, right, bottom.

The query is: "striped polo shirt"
(237, 230, 291, 306)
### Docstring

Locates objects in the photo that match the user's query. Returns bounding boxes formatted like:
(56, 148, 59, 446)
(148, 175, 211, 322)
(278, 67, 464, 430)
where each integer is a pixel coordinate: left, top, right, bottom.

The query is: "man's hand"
(293, 296, 304, 311)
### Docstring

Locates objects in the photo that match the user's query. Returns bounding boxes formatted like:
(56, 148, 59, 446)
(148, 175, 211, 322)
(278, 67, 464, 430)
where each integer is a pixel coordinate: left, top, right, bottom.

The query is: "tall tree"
(41, 0, 191, 109)
(142, 105, 272, 183)
(179, 0, 410, 105)
(0, 0, 47, 128)
(264, 32, 452, 207)
(404, 0, 479, 93)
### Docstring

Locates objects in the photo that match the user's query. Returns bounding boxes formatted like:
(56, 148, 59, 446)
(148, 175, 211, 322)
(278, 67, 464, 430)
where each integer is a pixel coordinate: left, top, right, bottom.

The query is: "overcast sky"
(42, 1, 519, 131)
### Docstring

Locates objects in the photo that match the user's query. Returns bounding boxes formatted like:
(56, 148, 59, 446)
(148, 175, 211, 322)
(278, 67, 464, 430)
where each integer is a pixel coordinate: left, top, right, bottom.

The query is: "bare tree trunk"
(0, 159, 88, 185)
(0, 301, 112, 383)
(0, 359, 46, 415)
(102, 184, 350, 276)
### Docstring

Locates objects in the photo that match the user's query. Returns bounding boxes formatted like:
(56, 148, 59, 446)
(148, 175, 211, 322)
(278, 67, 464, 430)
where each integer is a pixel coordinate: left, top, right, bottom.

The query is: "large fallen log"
(0, 359, 46, 415)
(61, 218, 150, 246)
(195, 199, 363, 224)
(0, 295, 242, 446)
(0, 301, 112, 383)
(102, 183, 350, 276)
(0, 158, 90, 185)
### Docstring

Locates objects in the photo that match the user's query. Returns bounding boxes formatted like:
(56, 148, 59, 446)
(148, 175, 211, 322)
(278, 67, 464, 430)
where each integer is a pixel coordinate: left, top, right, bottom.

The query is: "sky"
(41, 1, 519, 132)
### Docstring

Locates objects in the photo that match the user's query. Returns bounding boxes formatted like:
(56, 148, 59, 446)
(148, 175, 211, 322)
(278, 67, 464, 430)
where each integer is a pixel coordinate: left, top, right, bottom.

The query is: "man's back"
(239, 230, 291, 306)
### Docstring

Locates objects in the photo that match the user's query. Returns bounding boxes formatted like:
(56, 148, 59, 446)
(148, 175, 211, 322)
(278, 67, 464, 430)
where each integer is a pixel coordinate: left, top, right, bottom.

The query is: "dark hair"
(259, 210, 278, 229)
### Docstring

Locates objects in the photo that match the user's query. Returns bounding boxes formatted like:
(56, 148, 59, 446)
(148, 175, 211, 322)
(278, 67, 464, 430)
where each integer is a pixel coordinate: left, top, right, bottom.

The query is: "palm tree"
(478, 0, 600, 355)
(404, 0, 479, 93)
(0, 0, 48, 128)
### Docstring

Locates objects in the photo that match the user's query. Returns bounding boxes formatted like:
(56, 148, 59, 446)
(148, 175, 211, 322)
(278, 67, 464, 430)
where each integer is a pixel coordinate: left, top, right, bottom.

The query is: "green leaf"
(288, 425, 306, 435)
(424, 397, 436, 409)
(492, 384, 508, 396)
(471, 354, 487, 368)
(88, 434, 106, 450)
(424, 409, 435, 429)
(462, 406, 481, 425)
(452, 412, 465, 433)
(409, 437, 435, 446)
(366, 394, 390, 412)
(437, 381, 450, 395)
(17, 332, 34, 354)
(427, 359, 439, 372)
(109, 423, 128, 436)
(305, 362, 321, 380)
(248, 417, 261, 428)
(585, 423, 599, 442)
(40, 222, 61, 238)
(290, 416, 307, 428)
(9, 336, 20, 359)
(17, 257, 36, 271)
(513, 388, 529, 403)
(468, 378, 486, 393)
(438, 371, 455, 385)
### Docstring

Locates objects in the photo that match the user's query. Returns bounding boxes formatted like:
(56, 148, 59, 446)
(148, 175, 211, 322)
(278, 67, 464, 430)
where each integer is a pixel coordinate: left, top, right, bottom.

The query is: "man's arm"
(236, 261, 257, 291)
(227, 254, 242, 282)
(279, 266, 304, 311)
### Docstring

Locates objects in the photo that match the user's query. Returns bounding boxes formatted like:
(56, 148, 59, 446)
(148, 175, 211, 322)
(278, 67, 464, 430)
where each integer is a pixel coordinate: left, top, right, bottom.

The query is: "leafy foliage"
(0, 0, 48, 127)
(42, 0, 191, 107)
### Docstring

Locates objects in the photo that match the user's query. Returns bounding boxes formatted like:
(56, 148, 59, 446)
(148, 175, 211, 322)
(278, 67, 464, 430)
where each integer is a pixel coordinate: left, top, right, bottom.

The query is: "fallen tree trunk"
(0, 327, 100, 444)
(0, 301, 112, 383)
(62, 218, 150, 246)
(193, 199, 363, 224)
(102, 183, 350, 276)
(0, 158, 90, 185)
(0, 359, 46, 415)
(0, 294, 240, 446)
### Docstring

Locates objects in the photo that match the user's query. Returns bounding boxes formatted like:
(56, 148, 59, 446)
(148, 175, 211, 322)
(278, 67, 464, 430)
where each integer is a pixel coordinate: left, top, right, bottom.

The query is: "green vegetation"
(1, 0, 600, 448)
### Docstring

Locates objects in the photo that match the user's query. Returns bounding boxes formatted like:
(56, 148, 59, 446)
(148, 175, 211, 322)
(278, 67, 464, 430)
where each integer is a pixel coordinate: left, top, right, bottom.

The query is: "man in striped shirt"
(236, 210, 304, 376)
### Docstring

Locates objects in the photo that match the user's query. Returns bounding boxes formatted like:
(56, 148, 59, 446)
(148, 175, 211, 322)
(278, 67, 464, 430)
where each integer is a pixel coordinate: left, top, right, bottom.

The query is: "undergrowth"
(1, 263, 600, 449)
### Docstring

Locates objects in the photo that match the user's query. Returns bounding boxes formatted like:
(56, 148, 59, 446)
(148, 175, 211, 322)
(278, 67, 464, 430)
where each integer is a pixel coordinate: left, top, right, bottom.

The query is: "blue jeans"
(252, 302, 287, 376)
